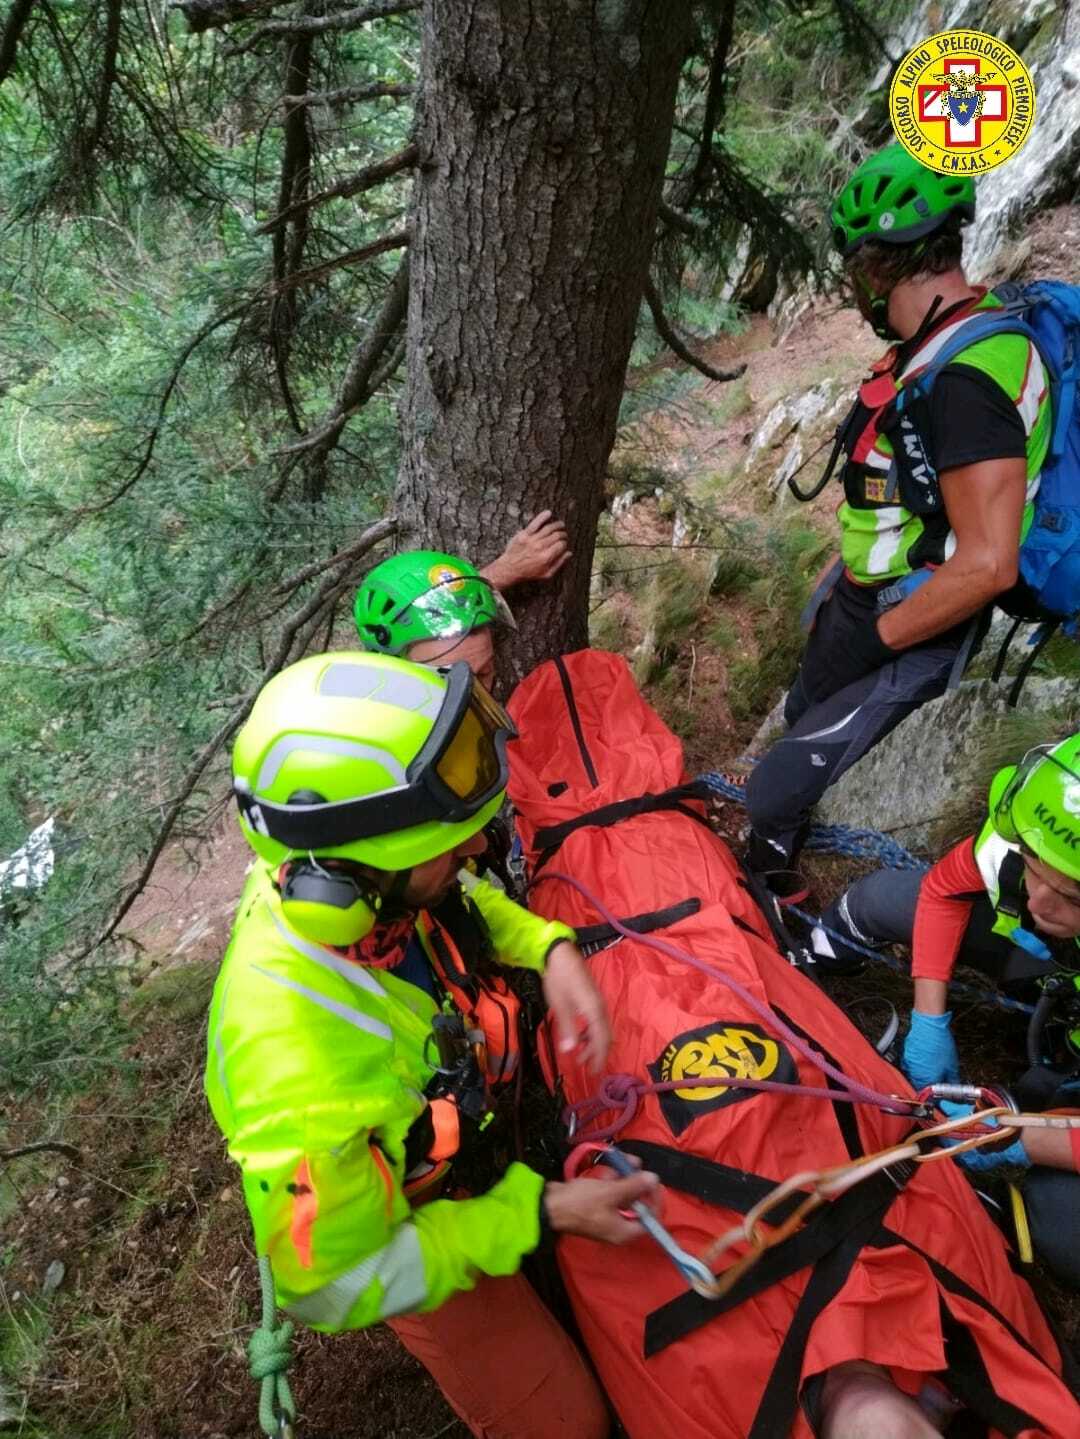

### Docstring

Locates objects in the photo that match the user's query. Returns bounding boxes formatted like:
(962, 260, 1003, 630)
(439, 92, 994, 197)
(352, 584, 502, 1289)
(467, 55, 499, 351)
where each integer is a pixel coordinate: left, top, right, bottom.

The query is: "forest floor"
(4, 207, 1080, 1438)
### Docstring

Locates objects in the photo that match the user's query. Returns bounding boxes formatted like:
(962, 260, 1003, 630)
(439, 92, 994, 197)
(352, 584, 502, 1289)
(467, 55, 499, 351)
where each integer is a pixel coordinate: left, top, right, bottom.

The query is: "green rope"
(249, 1255, 297, 1438)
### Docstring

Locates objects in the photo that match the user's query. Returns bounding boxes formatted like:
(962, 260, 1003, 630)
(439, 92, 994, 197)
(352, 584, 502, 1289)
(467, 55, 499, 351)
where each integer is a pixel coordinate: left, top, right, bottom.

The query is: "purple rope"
(537, 870, 919, 1117)
(566, 1072, 884, 1143)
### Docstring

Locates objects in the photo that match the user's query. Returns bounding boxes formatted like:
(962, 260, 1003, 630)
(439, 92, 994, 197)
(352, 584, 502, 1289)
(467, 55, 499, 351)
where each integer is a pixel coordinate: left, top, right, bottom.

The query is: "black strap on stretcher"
(532, 780, 715, 869)
(619, 1138, 1080, 1436)
(573, 898, 701, 954)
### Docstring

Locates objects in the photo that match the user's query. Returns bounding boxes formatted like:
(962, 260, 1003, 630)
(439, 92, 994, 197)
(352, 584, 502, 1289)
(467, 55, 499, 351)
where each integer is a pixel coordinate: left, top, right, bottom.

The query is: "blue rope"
(697, 771, 1035, 1016)
(700, 771, 930, 873)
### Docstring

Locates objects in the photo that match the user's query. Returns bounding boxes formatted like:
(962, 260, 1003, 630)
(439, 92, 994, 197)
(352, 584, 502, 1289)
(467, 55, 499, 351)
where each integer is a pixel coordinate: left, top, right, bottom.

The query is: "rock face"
(814, 677, 1080, 848)
(965, 4, 1080, 281)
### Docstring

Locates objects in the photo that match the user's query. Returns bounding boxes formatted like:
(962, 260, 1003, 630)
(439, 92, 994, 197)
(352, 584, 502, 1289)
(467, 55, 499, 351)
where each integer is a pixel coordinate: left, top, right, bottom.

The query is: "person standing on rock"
(744, 143, 1051, 900)
(812, 732, 1080, 1290)
(206, 650, 659, 1439)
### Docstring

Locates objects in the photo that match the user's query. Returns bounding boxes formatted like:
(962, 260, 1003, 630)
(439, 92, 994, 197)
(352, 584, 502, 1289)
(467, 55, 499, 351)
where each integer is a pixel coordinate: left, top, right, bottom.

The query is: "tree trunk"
(396, 0, 692, 687)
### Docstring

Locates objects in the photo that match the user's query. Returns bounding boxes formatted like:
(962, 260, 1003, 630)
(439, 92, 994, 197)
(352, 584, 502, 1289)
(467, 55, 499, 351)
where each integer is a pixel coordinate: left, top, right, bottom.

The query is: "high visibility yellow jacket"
(205, 864, 573, 1330)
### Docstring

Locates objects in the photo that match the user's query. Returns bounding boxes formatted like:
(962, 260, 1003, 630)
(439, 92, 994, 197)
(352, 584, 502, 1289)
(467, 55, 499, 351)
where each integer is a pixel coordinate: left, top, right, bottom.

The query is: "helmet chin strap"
(376, 865, 417, 923)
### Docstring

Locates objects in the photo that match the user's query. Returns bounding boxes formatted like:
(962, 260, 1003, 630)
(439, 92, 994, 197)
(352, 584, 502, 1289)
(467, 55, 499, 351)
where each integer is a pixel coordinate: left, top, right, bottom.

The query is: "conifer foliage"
(0, 0, 885, 1079)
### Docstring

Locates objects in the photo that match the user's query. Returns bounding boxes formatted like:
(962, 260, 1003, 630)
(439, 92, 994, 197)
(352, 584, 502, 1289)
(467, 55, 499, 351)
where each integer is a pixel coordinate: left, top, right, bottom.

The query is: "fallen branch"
(642, 275, 746, 384)
(254, 142, 418, 236)
(1, 1140, 82, 1164)
(70, 515, 397, 960)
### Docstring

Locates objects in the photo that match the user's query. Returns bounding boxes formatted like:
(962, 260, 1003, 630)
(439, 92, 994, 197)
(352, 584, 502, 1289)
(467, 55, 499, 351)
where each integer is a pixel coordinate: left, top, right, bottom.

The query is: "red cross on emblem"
(917, 57, 1009, 148)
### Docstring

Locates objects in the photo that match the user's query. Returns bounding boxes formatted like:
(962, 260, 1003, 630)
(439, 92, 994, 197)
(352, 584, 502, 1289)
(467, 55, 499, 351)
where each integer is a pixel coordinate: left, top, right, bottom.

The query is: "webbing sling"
(939, 1303, 1040, 1437)
(622, 1140, 1080, 1427)
(532, 781, 715, 866)
(625, 1141, 915, 1360)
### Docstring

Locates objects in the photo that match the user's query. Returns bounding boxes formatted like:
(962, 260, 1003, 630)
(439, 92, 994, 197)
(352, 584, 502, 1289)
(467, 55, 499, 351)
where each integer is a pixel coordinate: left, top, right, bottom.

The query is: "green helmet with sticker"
(989, 732, 1080, 882)
(231, 651, 513, 874)
(354, 551, 512, 656)
(830, 143, 975, 258)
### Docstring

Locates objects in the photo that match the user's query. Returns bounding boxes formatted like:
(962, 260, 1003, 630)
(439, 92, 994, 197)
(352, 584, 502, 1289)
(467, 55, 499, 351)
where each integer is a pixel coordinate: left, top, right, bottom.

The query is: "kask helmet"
(988, 732, 1080, 883)
(831, 143, 975, 259)
(354, 551, 513, 656)
(232, 652, 514, 877)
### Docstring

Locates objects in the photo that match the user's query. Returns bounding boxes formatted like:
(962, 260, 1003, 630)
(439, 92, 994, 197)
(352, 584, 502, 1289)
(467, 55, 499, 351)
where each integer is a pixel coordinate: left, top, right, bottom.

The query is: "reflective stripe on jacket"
(205, 866, 570, 1331)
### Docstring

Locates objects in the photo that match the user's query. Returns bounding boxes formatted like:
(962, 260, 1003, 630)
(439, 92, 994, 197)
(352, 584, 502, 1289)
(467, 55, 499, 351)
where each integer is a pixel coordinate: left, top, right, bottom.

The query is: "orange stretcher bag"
(508, 649, 1080, 1439)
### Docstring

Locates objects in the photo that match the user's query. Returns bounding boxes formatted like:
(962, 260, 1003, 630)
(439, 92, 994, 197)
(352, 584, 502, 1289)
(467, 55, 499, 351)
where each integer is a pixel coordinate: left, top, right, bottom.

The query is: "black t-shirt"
(927, 364, 1027, 472)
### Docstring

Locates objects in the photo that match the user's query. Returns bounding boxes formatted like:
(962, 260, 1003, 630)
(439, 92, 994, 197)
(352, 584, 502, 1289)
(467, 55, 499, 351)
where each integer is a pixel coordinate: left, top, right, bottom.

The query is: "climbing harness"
(249, 1255, 297, 1439)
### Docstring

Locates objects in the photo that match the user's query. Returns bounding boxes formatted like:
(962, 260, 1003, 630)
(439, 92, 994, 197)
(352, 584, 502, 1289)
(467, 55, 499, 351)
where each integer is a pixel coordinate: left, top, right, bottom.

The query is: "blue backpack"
(897, 280, 1080, 635)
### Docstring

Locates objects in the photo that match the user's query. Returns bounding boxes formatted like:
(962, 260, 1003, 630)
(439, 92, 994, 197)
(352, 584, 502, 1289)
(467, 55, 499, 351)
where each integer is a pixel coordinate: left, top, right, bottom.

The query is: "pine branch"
(269, 34, 315, 432)
(268, 227, 408, 295)
(280, 253, 409, 459)
(642, 275, 746, 384)
(71, 303, 251, 519)
(270, 516, 397, 594)
(283, 81, 413, 107)
(251, 0, 419, 38)
(172, 0, 286, 33)
(683, 1, 736, 207)
(0, 0, 37, 84)
(658, 199, 705, 237)
(253, 142, 418, 236)
(69, 516, 397, 960)
(79, 0, 121, 160)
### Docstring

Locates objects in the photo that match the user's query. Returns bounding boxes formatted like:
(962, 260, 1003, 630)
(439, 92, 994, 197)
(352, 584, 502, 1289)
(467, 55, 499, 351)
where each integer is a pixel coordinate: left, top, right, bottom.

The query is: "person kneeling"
(813, 734, 1080, 1287)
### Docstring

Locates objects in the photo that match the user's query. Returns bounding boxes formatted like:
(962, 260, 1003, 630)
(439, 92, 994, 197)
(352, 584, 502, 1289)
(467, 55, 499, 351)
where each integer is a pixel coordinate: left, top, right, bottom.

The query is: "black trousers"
(745, 576, 970, 867)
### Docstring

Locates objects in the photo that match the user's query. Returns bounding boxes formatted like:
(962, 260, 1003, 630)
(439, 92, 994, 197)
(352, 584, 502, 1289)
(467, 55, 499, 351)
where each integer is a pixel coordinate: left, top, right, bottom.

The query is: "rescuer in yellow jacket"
(206, 650, 658, 1438)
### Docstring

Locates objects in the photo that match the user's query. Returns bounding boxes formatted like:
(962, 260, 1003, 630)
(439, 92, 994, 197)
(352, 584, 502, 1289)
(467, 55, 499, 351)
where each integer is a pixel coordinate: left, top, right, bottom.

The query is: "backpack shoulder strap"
(902, 310, 1044, 405)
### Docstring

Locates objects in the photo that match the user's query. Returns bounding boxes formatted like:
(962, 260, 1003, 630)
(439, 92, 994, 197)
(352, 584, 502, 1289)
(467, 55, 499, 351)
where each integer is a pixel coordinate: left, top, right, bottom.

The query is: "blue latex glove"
(901, 1010, 960, 1091)
(938, 1101, 1029, 1173)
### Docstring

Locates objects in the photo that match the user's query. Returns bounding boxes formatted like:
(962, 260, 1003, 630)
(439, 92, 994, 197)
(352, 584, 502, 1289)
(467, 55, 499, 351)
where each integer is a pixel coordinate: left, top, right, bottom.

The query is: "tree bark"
(396, 0, 692, 686)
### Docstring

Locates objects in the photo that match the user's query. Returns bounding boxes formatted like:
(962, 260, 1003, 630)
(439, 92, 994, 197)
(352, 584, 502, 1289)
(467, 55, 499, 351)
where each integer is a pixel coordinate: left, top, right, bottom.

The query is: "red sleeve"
(911, 837, 985, 983)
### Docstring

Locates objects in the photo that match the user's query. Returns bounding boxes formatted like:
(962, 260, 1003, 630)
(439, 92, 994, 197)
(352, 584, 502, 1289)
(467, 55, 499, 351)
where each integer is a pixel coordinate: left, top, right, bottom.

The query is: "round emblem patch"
(427, 561, 466, 591)
(888, 29, 1035, 176)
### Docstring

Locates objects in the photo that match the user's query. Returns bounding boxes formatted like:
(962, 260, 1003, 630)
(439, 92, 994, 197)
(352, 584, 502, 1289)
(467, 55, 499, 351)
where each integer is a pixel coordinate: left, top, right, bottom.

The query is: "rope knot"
(248, 1320, 294, 1380)
(599, 1073, 640, 1106)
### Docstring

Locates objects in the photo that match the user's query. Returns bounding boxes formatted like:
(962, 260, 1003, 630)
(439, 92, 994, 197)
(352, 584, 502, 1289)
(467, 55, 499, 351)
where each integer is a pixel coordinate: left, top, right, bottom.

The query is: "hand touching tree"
(482, 511, 571, 592)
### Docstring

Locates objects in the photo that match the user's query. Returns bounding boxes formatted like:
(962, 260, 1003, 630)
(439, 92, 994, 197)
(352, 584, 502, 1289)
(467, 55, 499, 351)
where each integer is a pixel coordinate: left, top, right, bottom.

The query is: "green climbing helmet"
(354, 550, 514, 656)
(830, 143, 975, 258)
(989, 732, 1080, 883)
(231, 651, 513, 874)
